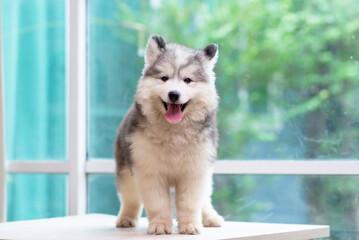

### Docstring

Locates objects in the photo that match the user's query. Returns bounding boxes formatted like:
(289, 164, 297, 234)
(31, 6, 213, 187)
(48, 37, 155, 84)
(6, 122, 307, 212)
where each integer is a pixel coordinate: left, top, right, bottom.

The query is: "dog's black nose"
(168, 91, 181, 102)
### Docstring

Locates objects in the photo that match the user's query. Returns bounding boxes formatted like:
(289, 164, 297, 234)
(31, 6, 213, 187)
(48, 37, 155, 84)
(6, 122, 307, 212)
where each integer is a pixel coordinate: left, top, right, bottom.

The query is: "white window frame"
(67, 0, 87, 216)
(1, 0, 359, 222)
(0, 0, 6, 222)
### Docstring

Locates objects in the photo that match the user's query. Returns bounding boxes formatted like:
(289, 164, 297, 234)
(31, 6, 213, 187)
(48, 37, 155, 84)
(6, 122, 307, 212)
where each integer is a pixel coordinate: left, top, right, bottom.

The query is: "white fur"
(129, 125, 217, 234)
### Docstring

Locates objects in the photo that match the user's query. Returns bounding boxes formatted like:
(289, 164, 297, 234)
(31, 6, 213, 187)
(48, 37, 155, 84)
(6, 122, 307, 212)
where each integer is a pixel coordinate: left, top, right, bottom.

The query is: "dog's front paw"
(203, 213, 224, 227)
(116, 216, 137, 228)
(148, 221, 172, 235)
(178, 222, 202, 235)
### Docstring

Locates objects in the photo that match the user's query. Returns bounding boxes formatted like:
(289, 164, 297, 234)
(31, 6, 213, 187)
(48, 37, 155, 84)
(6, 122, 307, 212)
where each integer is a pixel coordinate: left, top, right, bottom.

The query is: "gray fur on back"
(114, 102, 145, 176)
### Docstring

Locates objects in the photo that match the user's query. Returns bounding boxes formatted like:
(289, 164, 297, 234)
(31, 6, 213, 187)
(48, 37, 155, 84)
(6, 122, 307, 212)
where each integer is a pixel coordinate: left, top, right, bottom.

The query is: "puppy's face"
(136, 36, 219, 124)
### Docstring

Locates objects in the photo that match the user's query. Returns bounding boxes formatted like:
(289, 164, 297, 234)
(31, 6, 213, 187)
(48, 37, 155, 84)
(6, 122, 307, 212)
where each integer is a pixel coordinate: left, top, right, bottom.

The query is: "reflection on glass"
(6, 174, 67, 221)
(2, 0, 66, 161)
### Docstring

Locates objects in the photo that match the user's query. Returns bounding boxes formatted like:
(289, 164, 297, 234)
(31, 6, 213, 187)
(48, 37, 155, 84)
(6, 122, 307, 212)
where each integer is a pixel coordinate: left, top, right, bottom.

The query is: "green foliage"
(212, 175, 263, 220)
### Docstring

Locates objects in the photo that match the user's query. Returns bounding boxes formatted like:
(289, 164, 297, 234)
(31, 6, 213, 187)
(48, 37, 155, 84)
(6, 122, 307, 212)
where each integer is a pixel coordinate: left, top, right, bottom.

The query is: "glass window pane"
(6, 174, 67, 221)
(1, 0, 66, 161)
(87, 174, 119, 215)
(88, 1, 140, 159)
(213, 174, 359, 239)
(88, 0, 359, 160)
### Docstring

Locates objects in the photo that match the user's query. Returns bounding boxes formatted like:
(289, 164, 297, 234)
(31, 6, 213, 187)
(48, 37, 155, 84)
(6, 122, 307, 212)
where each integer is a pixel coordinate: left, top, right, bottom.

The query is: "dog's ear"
(203, 43, 218, 70)
(145, 35, 166, 65)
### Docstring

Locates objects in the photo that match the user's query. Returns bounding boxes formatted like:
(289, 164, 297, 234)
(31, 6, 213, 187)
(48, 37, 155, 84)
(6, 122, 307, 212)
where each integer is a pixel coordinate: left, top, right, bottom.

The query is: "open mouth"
(162, 100, 188, 123)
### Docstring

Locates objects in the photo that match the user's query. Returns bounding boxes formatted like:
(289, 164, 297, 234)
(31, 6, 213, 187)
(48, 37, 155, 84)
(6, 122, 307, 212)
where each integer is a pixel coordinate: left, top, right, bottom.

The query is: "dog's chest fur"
(129, 120, 215, 184)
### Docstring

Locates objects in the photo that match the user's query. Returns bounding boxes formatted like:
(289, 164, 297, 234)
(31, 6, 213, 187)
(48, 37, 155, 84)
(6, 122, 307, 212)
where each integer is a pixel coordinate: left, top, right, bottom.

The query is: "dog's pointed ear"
(203, 43, 218, 69)
(145, 35, 166, 65)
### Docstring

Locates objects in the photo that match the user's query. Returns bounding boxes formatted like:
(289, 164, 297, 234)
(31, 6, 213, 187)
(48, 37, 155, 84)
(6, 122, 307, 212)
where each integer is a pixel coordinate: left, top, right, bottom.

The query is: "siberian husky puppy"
(114, 35, 223, 235)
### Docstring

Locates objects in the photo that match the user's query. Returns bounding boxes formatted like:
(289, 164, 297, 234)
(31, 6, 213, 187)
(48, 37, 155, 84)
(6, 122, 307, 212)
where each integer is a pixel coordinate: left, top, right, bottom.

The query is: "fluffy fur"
(114, 35, 223, 235)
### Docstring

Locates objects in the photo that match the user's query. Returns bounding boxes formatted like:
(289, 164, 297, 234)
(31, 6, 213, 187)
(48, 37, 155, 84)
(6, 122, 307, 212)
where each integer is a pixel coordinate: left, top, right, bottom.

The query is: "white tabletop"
(0, 214, 329, 240)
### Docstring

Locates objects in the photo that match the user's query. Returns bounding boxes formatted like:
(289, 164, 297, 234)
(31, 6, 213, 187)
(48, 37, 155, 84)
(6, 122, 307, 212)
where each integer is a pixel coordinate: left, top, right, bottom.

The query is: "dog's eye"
(161, 76, 169, 82)
(184, 78, 192, 84)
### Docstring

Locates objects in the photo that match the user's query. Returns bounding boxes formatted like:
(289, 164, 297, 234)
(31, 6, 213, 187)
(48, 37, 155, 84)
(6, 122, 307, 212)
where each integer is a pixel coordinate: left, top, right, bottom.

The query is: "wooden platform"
(0, 214, 329, 239)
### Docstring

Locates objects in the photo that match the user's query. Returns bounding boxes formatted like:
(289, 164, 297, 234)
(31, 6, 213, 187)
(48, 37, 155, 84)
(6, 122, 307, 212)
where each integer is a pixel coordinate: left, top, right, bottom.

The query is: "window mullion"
(68, 0, 87, 216)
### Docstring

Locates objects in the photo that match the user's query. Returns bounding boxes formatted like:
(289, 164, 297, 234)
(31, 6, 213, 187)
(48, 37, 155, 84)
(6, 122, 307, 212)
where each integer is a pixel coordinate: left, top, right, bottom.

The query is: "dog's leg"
(201, 175, 224, 227)
(116, 167, 143, 228)
(175, 174, 209, 235)
(202, 198, 224, 227)
(136, 172, 173, 235)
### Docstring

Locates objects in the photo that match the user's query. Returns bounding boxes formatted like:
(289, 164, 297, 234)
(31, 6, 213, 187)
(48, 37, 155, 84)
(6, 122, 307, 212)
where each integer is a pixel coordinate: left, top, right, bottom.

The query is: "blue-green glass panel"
(1, 0, 66, 161)
(6, 174, 67, 221)
(87, 174, 119, 215)
(88, 174, 149, 218)
(88, 0, 359, 160)
(88, 0, 141, 159)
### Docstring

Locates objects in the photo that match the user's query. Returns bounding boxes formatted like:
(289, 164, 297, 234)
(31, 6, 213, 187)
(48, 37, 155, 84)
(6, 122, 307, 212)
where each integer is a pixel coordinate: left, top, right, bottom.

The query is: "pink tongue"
(164, 104, 183, 123)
